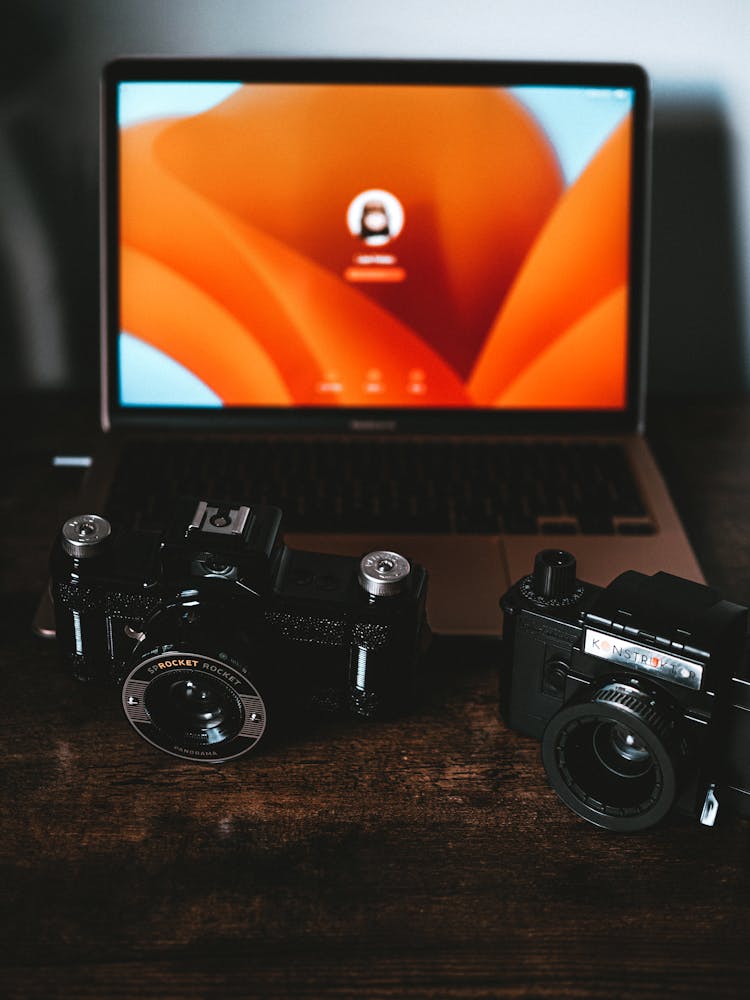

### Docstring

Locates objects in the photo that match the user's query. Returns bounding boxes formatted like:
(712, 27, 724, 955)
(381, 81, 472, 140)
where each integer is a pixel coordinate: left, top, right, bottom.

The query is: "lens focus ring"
(591, 682, 675, 745)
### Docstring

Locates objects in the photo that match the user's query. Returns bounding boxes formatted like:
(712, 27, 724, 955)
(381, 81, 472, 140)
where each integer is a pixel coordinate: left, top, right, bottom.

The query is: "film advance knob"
(61, 514, 112, 558)
(532, 549, 577, 600)
(359, 550, 411, 598)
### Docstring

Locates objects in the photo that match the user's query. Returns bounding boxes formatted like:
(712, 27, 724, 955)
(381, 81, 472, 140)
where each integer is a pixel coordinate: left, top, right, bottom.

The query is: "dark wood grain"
(2, 394, 750, 999)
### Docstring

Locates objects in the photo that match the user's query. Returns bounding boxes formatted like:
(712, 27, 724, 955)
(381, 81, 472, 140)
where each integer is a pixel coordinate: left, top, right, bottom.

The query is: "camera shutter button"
(62, 515, 112, 558)
(359, 550, 411, 598)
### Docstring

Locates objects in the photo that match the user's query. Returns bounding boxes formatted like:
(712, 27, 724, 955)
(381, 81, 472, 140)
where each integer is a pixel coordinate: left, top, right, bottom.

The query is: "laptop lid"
(101, 58, 650, 436)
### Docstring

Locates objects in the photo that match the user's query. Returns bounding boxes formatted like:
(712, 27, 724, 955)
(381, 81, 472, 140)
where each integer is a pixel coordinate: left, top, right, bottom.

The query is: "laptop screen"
(103, 59, 649, 429)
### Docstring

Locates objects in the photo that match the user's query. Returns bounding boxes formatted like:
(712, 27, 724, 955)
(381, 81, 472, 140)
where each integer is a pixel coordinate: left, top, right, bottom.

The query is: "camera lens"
(542, 682, 683, 831)
(145, 670, 242, 748)
(122, 652, 268, 762)
(593, 722, 653, 779)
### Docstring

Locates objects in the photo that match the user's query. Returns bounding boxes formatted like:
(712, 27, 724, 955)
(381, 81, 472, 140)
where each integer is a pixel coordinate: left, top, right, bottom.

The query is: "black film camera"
(51, 497, 429, 762)
(501, 550, 750, 831)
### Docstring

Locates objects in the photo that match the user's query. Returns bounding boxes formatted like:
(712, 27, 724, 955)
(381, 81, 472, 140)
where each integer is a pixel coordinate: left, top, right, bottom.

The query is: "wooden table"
(2, 394, 749, 999)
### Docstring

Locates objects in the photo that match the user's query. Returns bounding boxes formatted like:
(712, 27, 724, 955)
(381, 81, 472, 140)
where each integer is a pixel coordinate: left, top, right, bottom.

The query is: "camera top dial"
(518, 549, 585, 608)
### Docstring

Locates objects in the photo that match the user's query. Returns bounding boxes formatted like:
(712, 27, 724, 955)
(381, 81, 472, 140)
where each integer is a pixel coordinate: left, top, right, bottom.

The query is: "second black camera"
(501, 549, 750, 831)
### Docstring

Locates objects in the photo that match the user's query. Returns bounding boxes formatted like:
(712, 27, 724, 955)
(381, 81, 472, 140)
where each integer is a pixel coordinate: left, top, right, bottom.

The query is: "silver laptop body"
(36, 57, 701, 638)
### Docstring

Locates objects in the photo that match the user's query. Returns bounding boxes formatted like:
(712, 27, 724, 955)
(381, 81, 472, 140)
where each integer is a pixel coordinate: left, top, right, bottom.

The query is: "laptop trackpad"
(286, 533, 508, 637)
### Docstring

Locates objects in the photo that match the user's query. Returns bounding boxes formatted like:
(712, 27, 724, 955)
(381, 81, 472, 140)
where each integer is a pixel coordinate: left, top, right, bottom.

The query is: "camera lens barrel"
(542, 681, 684, 832)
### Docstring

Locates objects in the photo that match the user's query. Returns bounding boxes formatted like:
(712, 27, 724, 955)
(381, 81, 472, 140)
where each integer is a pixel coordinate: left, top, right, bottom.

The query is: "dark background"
(1, 0, 747, 397)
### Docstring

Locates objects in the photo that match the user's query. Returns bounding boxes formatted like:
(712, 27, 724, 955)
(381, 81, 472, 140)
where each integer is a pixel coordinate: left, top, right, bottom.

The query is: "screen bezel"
(101, 57, 651, 434)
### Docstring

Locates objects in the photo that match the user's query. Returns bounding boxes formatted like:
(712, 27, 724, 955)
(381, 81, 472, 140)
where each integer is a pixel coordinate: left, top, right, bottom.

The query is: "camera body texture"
(501, 549, 750, 831)
(51, 498, 429, 762)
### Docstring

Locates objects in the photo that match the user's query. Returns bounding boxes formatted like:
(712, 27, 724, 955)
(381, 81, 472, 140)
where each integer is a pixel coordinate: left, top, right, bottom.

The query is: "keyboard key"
(616, 521, 657, 535)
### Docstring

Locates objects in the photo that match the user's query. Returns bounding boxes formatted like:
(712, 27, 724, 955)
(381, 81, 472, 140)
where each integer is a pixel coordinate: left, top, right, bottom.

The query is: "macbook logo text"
(349, 419, 398, 432)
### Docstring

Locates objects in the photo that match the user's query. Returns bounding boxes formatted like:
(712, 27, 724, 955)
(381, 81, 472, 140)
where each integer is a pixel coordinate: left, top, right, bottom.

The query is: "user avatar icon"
(347, 189, 404, 247)
(359, 200, 391, 243)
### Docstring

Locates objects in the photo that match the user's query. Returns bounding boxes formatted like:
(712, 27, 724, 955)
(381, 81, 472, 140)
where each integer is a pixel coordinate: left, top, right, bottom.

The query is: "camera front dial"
(541, 681, 686, 832)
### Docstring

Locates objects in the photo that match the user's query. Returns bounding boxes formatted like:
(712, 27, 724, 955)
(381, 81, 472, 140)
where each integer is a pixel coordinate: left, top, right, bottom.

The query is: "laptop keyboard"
(104, 438, 654, 536)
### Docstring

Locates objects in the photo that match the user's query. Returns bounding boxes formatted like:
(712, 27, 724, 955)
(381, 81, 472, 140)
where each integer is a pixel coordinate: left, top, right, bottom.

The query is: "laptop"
(36, 56, 702, 638)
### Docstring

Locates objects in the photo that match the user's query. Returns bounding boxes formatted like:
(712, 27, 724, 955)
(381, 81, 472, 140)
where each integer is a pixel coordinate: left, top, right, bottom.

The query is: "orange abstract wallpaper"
(118, 83, 632, 409)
